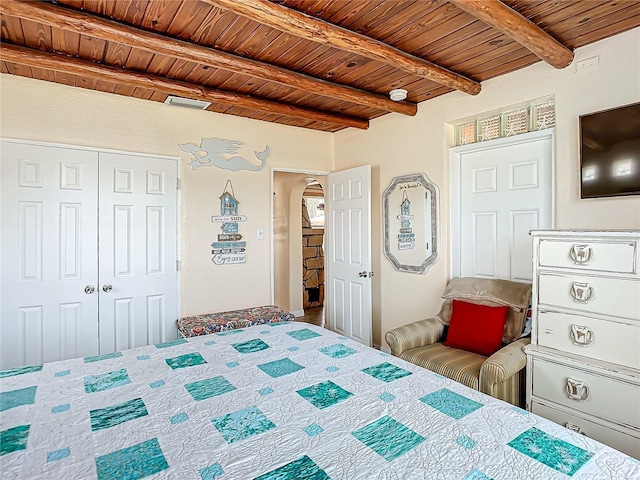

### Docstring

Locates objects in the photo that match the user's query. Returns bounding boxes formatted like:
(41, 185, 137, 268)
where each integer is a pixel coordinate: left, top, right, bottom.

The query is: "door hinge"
(176, 260, 181, 271)
(176, 178, 181, 190)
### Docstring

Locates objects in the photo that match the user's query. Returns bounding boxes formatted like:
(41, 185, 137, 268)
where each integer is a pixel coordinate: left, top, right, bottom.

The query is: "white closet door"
(0, 141, 99, 368)
(98, 152, 178, 352)
(457, 133, 553, 281)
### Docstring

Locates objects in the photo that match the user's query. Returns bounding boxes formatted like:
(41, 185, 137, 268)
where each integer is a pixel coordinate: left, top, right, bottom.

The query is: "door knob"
(102, 284, 113, 293)
(84, 285, 95, 294)
(359, 271, 367, 277)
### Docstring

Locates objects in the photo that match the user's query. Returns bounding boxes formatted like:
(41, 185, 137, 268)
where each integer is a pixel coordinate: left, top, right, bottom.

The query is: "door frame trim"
(270, 167, 330, 316)
(449, 129, 556, 278)
(0, 137, 182, 325)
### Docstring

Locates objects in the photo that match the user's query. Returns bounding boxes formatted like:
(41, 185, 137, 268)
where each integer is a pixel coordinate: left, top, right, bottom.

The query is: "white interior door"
(98, 152, 178, 352)
(1, 141, 100, 368)
(451, 130, 554, 282)
(326, 165, 372, 346)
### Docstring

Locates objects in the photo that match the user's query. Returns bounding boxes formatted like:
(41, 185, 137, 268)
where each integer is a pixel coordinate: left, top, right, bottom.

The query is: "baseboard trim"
(292, 310, 305, 317)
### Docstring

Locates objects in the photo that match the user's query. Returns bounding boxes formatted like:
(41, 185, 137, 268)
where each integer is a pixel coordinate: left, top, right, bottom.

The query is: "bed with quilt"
(1, 322, 638, 479)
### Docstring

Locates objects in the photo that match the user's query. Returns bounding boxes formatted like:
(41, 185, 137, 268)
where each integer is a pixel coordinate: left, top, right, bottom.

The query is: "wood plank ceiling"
(1, 0, 639, 132)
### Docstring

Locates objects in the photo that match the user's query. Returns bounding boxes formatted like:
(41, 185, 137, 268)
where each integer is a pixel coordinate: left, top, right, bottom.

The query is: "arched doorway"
(272, 171, 327, 324)
(301, 180, 325, 325)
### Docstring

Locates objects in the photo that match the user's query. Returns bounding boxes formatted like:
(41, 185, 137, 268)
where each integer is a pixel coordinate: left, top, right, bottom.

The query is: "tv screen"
(580, 102, 640, 199)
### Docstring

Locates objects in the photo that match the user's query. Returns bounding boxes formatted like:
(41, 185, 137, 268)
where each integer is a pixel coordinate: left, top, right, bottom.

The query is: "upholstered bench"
(177, 305, 295, 338)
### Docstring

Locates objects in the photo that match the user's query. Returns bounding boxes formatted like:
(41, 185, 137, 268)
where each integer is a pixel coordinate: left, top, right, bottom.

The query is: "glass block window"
(531, 102, 556, 130)
(502, 108, 529, 137)
(455, 122, 476, 146)
(476, 115, 501, 142)
(452, 99, 555, 146)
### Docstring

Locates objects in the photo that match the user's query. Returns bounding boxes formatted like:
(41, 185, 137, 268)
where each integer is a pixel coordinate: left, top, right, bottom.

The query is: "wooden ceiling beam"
(0, 43, 369, 130)
(0, 0, 413, 116)
(448, 0, 574, 69)
(202, 0, 482, 96)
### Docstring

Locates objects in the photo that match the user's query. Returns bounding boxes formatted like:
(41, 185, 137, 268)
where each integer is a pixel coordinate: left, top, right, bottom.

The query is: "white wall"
(334, 28, 640, 347)
(0, 74, 333, 317)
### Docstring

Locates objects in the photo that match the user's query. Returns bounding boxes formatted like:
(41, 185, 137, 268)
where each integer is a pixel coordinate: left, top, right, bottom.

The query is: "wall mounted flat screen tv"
(580, 102, 640, 198)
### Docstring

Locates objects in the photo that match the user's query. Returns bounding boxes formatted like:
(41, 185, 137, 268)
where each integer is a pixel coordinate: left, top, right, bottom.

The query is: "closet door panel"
(98, 152, 178, 352)
(1, 141, 99, 369)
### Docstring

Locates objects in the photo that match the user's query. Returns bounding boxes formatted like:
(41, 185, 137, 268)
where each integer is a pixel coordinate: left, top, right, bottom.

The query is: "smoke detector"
(164, 95, 211, 110)
(389, 88, 408, 101)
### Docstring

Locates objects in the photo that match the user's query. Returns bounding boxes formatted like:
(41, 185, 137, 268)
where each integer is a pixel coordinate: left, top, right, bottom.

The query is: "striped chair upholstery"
(386, 317, 529, 407)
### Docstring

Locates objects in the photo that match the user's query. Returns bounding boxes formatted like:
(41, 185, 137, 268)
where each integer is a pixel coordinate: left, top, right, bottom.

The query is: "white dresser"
(525, 230, 640, 459)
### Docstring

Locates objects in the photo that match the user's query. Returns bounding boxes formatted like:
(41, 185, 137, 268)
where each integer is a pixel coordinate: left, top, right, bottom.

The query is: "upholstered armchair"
(385, 277, 531, 407)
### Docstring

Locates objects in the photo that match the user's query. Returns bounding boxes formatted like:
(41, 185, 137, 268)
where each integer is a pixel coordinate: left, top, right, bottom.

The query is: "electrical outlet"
(575, 56, 599, 73)
(257, 228, 264, 240)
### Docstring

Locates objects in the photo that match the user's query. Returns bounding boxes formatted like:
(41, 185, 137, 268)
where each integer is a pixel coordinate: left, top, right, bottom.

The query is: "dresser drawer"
(537, 311, 640, 369)
(538, 273, 640, 320)
(531, 400, 640, 459)
(539, 239, 637, 274)
(531, 358, 640, 429)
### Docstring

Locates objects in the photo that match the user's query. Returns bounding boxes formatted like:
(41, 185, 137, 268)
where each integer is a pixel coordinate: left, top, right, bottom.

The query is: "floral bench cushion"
(177, 305, 295, 337)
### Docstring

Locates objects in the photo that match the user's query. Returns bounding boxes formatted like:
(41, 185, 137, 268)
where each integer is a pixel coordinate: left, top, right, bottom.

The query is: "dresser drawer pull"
(569, 324, 594, 346)
(569, 244, 593, 264)
(566, 377, 590, 401)
(565, 422, 586, 435)
(570, 282, 594, 303)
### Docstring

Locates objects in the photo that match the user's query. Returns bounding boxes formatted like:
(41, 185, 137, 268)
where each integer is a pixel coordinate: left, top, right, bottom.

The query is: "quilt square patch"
(200, 463, 224, 480)
(463, 470, 492, 480)
(84, 351, 122, 363)
(319, 344, 357, 359)
(456, 435, 478, 450)
(90, 398, 148, 431)
(254, 455, 329, 480)
(155, 339, 188, 348)
(257, 358, 304, 378)
(52, 404, 70, 414)
(95, 437, 169, 480)
(165, 352, 207, 369)
(170, 413, 188, 425)
(185, 376, 236, 401)
(232, 338, 270, 354)
(303, 423, 324, 437)
(84, 369, 131, 394)
(352, 415, 425, 461)
(508, 427, 594, 476)
(297, 380, 353, 410)
(211, 406, 275, 444)
(362, 362, 412, 383)
(287, 328, 321, 341)
(420, 389, 483, 419)
(217, 329, 244, 336)
(0, 365, 42, 378)
(0, 386, 37, 412)
(379, 392, 395, 403)
(0, 425, 30, 456)
(47, 447, 70, 462)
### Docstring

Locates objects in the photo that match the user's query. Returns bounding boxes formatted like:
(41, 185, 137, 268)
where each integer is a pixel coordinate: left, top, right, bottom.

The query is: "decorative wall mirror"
(383, 173, 439, 274)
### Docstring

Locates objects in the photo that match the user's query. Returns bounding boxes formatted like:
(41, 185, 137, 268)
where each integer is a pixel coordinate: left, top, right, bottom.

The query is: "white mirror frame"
(383, 173, 439, 274)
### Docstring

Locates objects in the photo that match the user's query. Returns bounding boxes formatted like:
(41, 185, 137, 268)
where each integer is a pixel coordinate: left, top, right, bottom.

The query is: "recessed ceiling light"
(389, 88, 408, 101)
(164, 95, 211, 110)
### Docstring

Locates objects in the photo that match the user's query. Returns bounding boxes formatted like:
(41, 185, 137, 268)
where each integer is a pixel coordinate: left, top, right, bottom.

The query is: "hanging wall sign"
(211, 180, 247, 265)
(179, 137, 270, 171)
(397, 191, 416, 250)
(383, 173, 439, 274)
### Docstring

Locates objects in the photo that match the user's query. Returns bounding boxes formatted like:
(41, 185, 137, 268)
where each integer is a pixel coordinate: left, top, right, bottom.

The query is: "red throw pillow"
(443, 300, 510, 356)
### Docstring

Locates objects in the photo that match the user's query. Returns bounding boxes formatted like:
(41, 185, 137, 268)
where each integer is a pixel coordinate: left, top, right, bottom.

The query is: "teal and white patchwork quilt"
(1, 323, 638, 479)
